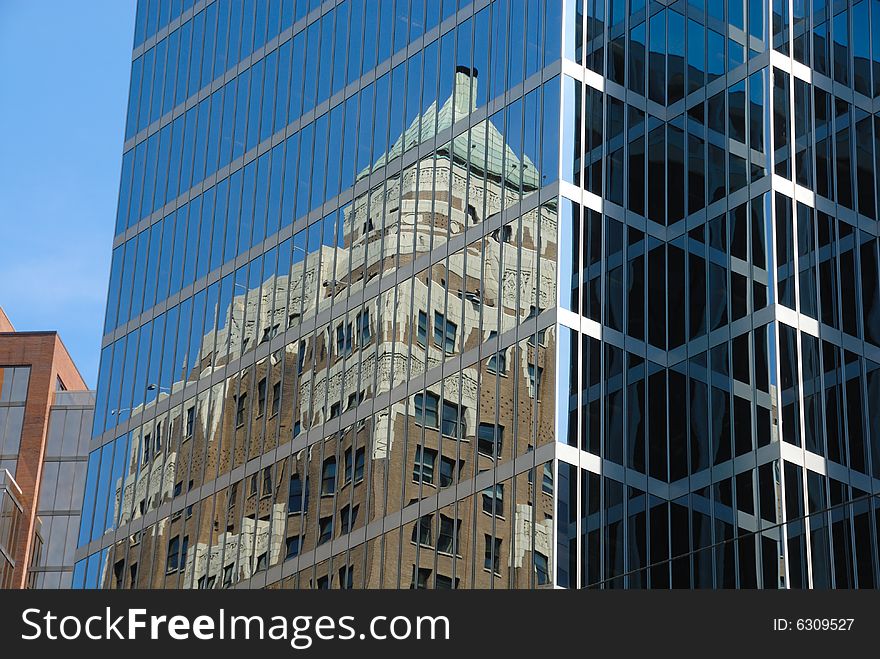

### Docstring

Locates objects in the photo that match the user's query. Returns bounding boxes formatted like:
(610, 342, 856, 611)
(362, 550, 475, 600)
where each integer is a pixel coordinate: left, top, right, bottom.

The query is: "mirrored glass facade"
(79, 0, 560, 590)
(79, 0, 879, 589)
(553, 0, 880, 589)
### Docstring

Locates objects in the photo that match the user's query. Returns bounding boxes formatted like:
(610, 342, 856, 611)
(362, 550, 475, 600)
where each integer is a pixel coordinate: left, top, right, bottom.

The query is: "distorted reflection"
(86, 67, 556, 589)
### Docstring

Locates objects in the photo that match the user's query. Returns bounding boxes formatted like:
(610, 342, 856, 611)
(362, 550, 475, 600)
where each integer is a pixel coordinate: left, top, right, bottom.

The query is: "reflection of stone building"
(83, 66, 557, 589)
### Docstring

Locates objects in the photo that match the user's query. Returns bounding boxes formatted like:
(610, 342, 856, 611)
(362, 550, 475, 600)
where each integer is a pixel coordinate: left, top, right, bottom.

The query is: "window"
(222, 564, 234, 589)
(293, 421, 301, 437)
(297, 340, 306, 372)
(235, 393, 247, 426)
(413, 445, 436, 484)
(534, 552, 550, 585)
(250, 473, 258, 496)
(410, 567, 431, 589)
(287, 474, 308, 515)
(486, 331, 507, 373)
(339, 504, 358, 534)
(484, 535, 502, 574)
(492, 224, 513, 243)
(439, 456, 456, 487)
(435, 574, 457, 589)
(271, 381, 281, 416)
(414, 392, 439, 428)
(318, 516, 333, 544)
(482, 483, 504, 516)
(357, 309, 371, 343)
(180, 536, 189, 568)
(229, 482, 239, 508)
(478, 423, 503, 458)
(411, 514, 433, 546)
(316, 575, 330, 589)
(343, 447, 353, 483)
(329, 402, 341, 418)
(339, 445, 366, 485)
(0, 366, 29, 402)
(173, 481, 183, 497)
(155, 422, 162, 452)
(143, 433, 151, 463)
(526, 306, 547, 345)
(321, 457, 337, 494)
(466, 203, 478, 224)
(197, 575, 216, 589)
(255, 552, 267, 571)
(542, 463, 554, 494)
(114, 560, 124, 589)
(336, 323, 352, 356)
(417, 310, 428, 345)
(339, 565, 354, 589)
(166, 536, 180, 572)
(441, 400, 464, 437)
(286, 535, 301, 559)
(528, 364, 543, 398)
(354, 447, 365, 482)
(185, 406, 194, 437)
(257, 378, 267, 415)
(129, 563, 137, 587)
(437, 515, 460, 555)
(261, 467, 272, 497)
(434, 311, 456, 352)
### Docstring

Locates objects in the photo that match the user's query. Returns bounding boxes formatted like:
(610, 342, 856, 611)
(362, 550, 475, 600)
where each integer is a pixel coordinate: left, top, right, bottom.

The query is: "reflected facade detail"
(80, 0, 879, 589)
(80, 0, 560, 589)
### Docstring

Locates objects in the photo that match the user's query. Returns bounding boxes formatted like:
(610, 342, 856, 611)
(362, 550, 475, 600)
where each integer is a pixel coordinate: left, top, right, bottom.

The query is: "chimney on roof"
(454, 66, 478, 117)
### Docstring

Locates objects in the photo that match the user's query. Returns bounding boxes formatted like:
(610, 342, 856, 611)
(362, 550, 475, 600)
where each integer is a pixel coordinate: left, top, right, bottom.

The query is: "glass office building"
(76, 0, 880, 589)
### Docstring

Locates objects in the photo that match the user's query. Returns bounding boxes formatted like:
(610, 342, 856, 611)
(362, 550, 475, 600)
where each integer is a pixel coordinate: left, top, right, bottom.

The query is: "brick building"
(0, 307, 94, 587)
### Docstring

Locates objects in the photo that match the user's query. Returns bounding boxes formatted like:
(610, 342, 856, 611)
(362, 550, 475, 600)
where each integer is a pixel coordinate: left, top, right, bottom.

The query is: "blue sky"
(0, 1, 136, 387)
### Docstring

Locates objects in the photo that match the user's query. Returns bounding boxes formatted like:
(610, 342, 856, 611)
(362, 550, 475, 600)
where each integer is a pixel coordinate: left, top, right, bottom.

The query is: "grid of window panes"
(0, 476, 24, 588)
(0, 367, 30, 478)
(766, 0, 880, 588)
(28, 394, 93, 589)
(77, 0, 564, 589)
(556, 461, 880, 588)
(556, 0, 880, 589)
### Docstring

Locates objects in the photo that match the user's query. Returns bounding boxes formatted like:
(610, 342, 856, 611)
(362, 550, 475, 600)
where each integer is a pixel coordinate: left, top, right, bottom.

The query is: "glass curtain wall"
(555, 0, 880, 590)
(77, 0, 564, 590)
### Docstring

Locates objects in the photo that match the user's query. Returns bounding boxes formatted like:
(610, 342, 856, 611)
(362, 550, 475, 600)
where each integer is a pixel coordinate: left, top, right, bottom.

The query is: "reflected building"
(0, 307, 94, 588)
(80, 1, 879, 589)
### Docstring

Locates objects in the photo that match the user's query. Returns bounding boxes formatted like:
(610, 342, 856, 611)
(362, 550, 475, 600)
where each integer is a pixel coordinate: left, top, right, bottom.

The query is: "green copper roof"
(358, 70, 541, 191)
